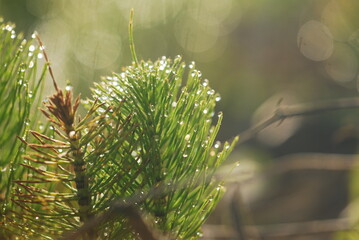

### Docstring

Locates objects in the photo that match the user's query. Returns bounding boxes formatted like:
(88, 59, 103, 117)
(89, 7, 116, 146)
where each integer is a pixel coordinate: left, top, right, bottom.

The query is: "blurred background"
(1, 0, 359, 239)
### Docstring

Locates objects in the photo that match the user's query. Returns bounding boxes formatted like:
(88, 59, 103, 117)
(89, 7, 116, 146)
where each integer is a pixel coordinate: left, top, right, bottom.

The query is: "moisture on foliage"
(0, 15, 237, 240)
(92, 56, 238, 239)
(0, 19, 46, 239)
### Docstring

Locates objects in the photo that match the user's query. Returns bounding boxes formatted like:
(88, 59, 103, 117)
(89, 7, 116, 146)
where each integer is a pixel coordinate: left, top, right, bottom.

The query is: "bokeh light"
(297, 20, 333, 62)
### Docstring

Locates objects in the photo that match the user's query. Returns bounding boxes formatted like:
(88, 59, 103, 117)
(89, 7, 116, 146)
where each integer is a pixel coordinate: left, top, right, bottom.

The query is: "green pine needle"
(92, 55, 238, 238)
(0, 19, 46, 237)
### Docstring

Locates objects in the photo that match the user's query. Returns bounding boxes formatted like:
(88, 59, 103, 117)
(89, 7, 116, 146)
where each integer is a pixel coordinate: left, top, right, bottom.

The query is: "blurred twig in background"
(226, 153, 358, 185)
(203, 218, 352, 239)
(238, 97, 359, 145)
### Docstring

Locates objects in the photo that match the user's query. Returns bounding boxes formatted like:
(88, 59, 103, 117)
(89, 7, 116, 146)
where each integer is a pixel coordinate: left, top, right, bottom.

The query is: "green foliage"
(0, 14, 237, 240)
(92, 55, 238, 238)
(5, 87, 137, 239)
(0, 19, 46, 231)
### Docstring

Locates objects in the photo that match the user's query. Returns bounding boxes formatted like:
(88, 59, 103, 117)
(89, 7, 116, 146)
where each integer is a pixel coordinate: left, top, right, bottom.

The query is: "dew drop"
(65, 85, 73, 91)
(183, 153, 188, 158)
(207, 89, 215, 95)
(215, 96, 221, 102)
(131, 151, 138, 157)
(171, 101, 177, 107)
(69, 131, 76, 139)
(29, 45, 36, 52)
(203, 109, 208, 114)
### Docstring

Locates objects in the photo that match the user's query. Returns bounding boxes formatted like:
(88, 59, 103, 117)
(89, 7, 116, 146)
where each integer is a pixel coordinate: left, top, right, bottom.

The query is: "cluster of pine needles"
(0, 12, 237, 240)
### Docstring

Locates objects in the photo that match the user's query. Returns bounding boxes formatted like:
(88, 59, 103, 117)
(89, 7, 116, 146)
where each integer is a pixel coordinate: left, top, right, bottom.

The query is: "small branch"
(237, 97, 359, 145)
(60, 182, 179, 240)
(203, 218, 354, 239)
(273, 153, 358, 173)
(230, 186, 262, 240)
(35, 33, 59, 91)
(223, 153, 359, 185)
(60, 202, 168, 240)
(129, 9, 139, 65)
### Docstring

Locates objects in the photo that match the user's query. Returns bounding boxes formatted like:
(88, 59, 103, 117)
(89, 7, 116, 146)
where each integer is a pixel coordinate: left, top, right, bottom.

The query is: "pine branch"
(3, 12, 237, 239)
(4, 34, 139, 237)
(91, 55, 238, 238)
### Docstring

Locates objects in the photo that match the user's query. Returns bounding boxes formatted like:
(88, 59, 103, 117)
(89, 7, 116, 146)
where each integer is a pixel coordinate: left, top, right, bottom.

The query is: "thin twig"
(35, 33, 59, 91)
(63, 204, 163, 240)
(230, 185, 262, 240)
(230, 187, 249, 240)
(237, 97, 359, 144)
(60, 181, 179, 240)
(222, 153, 359, 185)
(203, 218, 354, 239)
